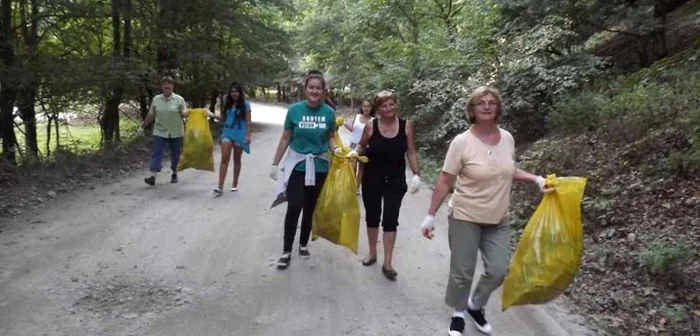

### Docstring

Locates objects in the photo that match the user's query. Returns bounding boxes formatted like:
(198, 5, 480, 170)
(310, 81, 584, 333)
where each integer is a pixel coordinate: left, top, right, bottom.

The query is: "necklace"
(473, 132, 494, 155)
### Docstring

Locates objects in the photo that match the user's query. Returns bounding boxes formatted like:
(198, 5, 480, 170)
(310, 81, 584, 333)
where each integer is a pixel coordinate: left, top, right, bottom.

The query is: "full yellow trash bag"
(312, 141, 368, 254)
(177, 108, 215, 172)
(501, 174, 587, 311)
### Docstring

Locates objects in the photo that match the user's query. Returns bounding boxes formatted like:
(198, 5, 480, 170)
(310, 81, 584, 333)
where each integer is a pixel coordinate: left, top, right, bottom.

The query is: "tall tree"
(17, 0, 39, 159)
(0, 0, 17, 163)
(101, 0, 124, 144)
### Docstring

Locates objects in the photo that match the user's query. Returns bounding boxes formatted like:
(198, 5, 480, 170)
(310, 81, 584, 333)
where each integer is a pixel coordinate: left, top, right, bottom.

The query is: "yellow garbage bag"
(177, 108, 215, 172)
(312, 142, 368, 254)
(501, 174, 587, 311)
(335, 116, 345, 128)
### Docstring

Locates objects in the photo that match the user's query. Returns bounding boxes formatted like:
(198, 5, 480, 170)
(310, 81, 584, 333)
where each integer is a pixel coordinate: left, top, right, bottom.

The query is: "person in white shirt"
(344, 99, 374, 194)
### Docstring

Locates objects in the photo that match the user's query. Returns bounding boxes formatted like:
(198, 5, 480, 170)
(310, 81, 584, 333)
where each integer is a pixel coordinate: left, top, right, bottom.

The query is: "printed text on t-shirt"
(299, 115, 327, 130)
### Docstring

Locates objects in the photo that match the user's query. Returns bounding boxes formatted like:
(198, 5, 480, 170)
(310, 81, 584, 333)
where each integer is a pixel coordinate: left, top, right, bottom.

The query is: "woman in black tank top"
(349, 90, 422, 281)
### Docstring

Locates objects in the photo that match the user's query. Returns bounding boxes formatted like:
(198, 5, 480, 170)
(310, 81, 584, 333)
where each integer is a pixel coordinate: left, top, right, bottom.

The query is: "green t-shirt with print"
(284, 101, 336, 172)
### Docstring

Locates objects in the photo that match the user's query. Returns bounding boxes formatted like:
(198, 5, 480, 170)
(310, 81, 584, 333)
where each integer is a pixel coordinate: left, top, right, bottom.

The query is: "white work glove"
(207, 110, 216, 118)
(410, 175, 422, 194)
(346, 149, 359, 158)
(535, 176, 553, 193)
(270, 165, 279, 181)
(421, 215, 435, 240)
(136, 126, 145, 136)
(333, 147, 343, 155)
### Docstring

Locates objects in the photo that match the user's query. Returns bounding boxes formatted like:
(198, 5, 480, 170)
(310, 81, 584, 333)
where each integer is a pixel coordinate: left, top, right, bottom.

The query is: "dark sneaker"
(212, 188, 223, 197)
(144, 176, 156, 186)
(171, 173, 178, 183)
(276, 253, 291, 269)
(466, 307, 492, 334)
(448, 316, 465, 336)
(299, 246, 310, 259)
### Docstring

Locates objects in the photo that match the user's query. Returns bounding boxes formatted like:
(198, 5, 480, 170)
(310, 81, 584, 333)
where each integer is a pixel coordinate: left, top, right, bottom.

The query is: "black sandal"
(382, 266, 397, 281)
(361, 257, 377, 266)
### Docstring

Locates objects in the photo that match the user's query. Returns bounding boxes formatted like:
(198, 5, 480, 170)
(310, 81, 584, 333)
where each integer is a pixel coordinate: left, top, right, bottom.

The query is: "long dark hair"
(357, 99, 375, 117)
(222, 82, 246, 124)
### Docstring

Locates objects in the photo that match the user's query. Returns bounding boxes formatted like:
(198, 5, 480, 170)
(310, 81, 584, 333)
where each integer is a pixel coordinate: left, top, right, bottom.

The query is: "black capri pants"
(361, 176, 407, 232)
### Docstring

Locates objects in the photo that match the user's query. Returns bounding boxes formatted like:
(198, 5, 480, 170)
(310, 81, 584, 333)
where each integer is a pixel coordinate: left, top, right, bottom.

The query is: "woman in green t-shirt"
(269, 71, 341, 270)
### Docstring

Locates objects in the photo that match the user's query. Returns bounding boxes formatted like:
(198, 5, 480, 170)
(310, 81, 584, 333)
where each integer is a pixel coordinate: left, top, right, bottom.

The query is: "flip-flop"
(382, 266, 397, 281)
(361, 257, 377, 266)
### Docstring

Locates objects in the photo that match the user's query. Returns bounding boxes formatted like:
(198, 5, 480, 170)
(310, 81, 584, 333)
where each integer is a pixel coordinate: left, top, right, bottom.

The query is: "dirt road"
(0, 102, 594, 336)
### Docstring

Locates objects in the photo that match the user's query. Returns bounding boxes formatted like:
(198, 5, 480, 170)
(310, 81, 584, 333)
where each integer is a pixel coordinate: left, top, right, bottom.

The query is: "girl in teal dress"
(212, 82, 251, 196)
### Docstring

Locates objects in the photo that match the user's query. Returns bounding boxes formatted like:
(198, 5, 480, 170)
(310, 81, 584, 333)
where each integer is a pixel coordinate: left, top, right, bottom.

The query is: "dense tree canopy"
(1, 1, 699, 335)
(1, 0, 693, 163)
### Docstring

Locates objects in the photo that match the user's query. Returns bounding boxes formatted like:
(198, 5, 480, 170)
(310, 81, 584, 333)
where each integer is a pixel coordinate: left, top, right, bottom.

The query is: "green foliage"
(5, 0, 697, 172)
(17, 119, 140, 158)
(638, 240, 690, 276)
(518, 138, 580, 175)
(417, 150, 442, 187)
(547, 53, 700, 174)
(659, 304, 688, 325)
(2, 0, 294, 161)
(496, 9, 608, 140)
(545, 92, 603, 133)
(293, 0, 615, 152)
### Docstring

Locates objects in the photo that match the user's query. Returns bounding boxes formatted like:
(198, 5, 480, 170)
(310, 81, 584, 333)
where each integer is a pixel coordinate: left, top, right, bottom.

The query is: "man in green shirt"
(140, 76, 189, 185)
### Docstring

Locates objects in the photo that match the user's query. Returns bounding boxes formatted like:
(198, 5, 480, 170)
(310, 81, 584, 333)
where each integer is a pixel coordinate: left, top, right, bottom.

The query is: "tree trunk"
(0, 87, 16, 163)
(18, 88, 36, 157)
(651, 2, 669, 61)
(18, 0, 39, 159)
(156, 0, 177, 74)
(208, 89, 217, 113)
(139, 85, 153, 121)
(54, 115, 59, 149)
(0, 0, 17, 163)
(434, 0, 460, 43)
(277, 83, 282, 102)
(138, 93, 149, 120)
(123, 0, 131, 59)
(102, 93, 122, 144)
(102, 0, 123, 145)
(45, 117, 51, 156)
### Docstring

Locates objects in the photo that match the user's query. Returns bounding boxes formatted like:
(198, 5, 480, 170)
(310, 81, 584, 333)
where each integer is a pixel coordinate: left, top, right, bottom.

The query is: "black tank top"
(365, 118, 407, 180)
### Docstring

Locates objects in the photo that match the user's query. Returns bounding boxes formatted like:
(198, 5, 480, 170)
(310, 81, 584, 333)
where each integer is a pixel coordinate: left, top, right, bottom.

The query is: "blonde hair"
(466, 86, 503, 124)
(374, 90, 397, 108)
